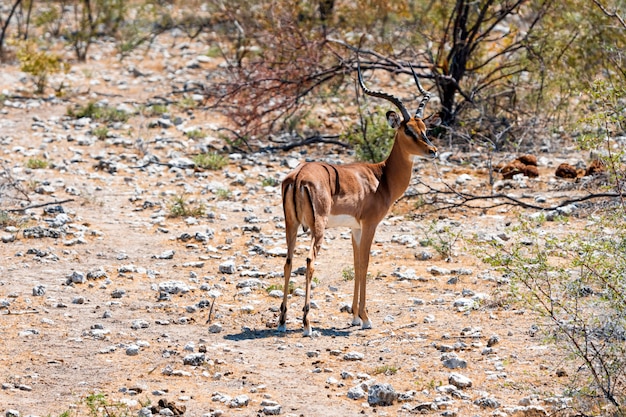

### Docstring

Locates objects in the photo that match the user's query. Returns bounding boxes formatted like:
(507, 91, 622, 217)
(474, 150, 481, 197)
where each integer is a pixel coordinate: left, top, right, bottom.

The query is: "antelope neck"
(379, 140, 414, 203)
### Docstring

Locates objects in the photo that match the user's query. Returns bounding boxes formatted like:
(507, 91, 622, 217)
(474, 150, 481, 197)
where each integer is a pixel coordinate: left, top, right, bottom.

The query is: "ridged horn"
(357, 60, 411, 123)
(409, 63, 431, 119)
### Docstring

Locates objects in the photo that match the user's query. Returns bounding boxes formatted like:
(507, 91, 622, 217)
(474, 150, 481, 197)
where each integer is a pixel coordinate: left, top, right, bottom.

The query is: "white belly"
(327, 214, 361, 229)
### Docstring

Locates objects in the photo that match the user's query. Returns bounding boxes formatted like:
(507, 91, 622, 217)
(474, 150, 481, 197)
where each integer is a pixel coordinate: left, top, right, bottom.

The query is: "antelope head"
(357, 61, 438, 159)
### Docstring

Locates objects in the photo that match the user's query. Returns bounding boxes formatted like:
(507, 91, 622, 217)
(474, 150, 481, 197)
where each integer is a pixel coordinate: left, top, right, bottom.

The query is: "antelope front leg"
(354, 227, 375, 329)
(350, 228, 364, 326)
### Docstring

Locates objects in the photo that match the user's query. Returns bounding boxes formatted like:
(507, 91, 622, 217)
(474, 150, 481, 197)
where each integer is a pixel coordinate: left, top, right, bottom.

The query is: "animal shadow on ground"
(223, 326, 353, 341)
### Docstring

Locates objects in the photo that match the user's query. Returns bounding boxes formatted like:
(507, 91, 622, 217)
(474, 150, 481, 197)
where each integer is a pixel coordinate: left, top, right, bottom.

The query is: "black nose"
(429, 148, 438, 158)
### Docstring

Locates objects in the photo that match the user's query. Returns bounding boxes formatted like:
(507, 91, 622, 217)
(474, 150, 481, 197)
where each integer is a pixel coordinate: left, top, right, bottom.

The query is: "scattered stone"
(111, 289, 126, 298)
(219, 260, 236, 274)
(159, 281, 190, 294)
(487, 335, 500, 347)
(442, 354, 467, 369)
(343, 351, 364, 361)
(229, 394, 249, 408)
(367, 383, 397, 406)
(67, 271, 86, 284)
(262, 404, 282, 415)
(183, 353, 206, 366)
(87, 267, 108, 280)
(153, 250, 175, 259)
(126, 345, 140, 356)
(347, 385, 366, 400)
(32, 285, 46, 296)
(427, 266, 451, 276)
(414, 250, 433, 260)
(208, 323, 223, 333)
(474, 396, 500, 409)
(508, 405, 548, 417)
(448, 373, 472, 389)
(131, 319, 149, 330)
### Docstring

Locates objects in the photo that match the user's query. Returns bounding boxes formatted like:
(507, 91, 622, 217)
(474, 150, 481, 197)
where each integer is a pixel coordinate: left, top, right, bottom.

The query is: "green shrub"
(91, 127, 109, 140)
(16, 40, 69, 94)
(261, 177, 279, 187)
(185, 129, 207, 140)
(168, 196, 205, 218)
(26, 158, 48, 169)
(341, 107, 393, 163)
(67, 102, 130, 123)
(193, 152, 228, 170)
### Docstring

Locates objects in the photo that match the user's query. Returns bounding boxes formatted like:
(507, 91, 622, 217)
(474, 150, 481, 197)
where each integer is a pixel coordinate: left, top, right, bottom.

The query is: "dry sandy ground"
(0, 36, 591, 417)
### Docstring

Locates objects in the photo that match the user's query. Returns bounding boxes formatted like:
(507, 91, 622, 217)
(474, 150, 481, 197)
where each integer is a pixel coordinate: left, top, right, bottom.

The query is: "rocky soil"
(0, 35, 594, 417)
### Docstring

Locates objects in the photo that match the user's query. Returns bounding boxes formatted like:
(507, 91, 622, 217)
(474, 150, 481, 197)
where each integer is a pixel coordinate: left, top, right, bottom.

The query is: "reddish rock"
(555, 163, 578, 179)
(585, 159, 605, 176)
(517, 154, 538, 166)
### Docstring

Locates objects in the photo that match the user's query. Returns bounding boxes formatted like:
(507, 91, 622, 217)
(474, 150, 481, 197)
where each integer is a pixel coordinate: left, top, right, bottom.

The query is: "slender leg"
(303, 222, 324, 336)
(278, 213, 298, 333)
(350, 227, 362, 326)
(356, 226, 376, 329)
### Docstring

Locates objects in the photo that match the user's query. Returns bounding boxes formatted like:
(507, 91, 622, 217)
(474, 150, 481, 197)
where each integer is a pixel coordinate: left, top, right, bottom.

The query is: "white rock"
(343, 351, 364, 361)
(448, 373, 472, 389)
(229, 394, 249, 408)
(219, 260, 236, 274)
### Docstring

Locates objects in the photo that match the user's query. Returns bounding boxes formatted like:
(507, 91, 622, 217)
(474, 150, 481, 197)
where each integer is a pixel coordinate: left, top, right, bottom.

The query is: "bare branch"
(592, 0, 626, 29)
(408, 178, 625, 213)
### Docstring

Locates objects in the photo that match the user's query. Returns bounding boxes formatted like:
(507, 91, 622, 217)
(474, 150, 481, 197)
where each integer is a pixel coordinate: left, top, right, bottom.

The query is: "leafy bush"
(481, 80, 626, 415)
(16, 40, 69, 94)
(342, 107, 393, 163)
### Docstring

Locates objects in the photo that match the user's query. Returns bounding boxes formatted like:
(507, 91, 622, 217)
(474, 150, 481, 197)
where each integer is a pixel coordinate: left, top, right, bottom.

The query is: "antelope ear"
(424, 113, 441, 128)
(386, 111, 402, 129)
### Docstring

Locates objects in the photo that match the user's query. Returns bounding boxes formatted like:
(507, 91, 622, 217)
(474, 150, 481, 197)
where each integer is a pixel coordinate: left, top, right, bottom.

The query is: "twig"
(5, 199, 74, 213)
(206, 299, 216, 324)
(260, 134, 348, 152)
(1, 309, 39, 315)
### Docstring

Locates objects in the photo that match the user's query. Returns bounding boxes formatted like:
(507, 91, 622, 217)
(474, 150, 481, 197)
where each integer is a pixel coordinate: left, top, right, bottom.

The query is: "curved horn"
(409, 63, 431, 119)
(357, 60, 411, 122)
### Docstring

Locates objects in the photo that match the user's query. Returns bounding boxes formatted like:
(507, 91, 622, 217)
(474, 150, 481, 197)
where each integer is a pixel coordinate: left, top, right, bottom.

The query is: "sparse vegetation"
(261, 177, 279, 187)
(67, 102, 130, 123)
(215, 188, 232, 200)
(480, 81, 626, 415)
(341, 266, 354, 281)
(91, 126, 109, 140)
(16, 40, 69, 94)
(26, 158, 48, 169)
(193, 152, 228, 170)
(420, 220, 462, 261)
(83, 392, 132, 417)
(168, 195, 205, 218)
(342, 106, 394, 163)
(373, 364, 399, 376)
(185, 129, 207, 140)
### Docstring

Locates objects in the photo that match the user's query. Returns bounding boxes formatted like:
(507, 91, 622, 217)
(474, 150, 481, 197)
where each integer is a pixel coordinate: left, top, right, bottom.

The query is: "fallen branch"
(1, 309, 39, 315)
(5, 199, 74, 213)
(260, 133, 348, 153)
(409, 178, 624, 212)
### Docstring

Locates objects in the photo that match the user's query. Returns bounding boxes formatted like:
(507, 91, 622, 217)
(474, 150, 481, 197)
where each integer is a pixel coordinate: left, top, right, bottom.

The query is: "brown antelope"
(278, 62, 439, 336)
